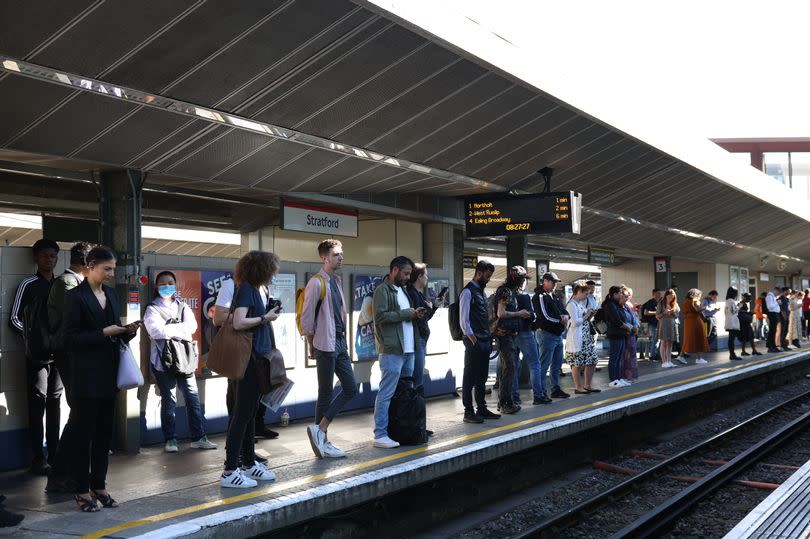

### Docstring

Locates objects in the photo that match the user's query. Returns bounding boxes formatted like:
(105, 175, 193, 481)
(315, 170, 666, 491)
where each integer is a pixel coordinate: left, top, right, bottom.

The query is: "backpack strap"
(314, 274, 326, 320)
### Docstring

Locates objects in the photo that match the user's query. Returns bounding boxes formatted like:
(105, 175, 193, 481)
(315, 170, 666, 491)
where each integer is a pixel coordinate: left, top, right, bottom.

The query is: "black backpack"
(593, 307, 608, 335)
(23, 295, 52, 365)
(149, 303, 199, 376)
(388, 377, 427, 445)
(448, 297, 463, 341)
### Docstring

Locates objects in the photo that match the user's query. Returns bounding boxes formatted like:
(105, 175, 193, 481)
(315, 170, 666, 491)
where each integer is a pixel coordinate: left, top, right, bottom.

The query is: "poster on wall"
(268, 273, 297, 369)
(353, 274, 384, 362)
(201, 270, 233, 372)
(426, 278, 450, 355)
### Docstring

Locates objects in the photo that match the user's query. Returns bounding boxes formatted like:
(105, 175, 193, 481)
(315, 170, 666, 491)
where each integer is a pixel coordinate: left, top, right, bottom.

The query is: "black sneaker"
(550, 389, 570, 399)
(45, 474, 66, 493)
(501, 405, 521, 414)
(477, 408, 501, 420)
(256, 426, 279, 439)
(0, 507, 23, 528)
(533, 395, 552, 404)
(513, 396, 523, 405)
(463, 412, 484, 424)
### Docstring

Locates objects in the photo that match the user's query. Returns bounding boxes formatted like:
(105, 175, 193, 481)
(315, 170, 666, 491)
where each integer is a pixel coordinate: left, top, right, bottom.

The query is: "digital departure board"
(464, 191, 582, 238)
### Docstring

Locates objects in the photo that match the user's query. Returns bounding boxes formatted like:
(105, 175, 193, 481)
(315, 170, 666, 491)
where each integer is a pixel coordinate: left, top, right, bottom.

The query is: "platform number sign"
(655, 258, 668, 273)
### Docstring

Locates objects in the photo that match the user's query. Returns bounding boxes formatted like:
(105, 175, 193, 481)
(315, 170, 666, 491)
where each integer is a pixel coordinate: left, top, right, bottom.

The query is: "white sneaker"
(661, 362, 675, 368)
(619, 379, 632, 386)
(695, 358, 708, 364)
(322, 440, 347, 458)
(307, 424, 326, 459)
(243, 461, 276, 482)
(164, 439, 179, 453)
(608, 380, 622, 387)
(190, 436, 217, 450)
(373, 436, 400, 449)
(220, 469, 257, 489)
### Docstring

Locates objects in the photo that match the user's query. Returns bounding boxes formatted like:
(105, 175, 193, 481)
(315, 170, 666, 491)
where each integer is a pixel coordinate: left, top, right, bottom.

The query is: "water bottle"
(280, 409, 290, 427)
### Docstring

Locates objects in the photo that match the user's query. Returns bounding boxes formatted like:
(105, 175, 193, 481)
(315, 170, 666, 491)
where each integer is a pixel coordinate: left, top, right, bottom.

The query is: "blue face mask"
(157, 285, 176, 298)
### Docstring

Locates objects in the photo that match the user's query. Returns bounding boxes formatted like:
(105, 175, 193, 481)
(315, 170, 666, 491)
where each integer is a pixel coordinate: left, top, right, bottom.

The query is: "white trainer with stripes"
(220, 469, 257, 489)
(243, 461, 276, 481)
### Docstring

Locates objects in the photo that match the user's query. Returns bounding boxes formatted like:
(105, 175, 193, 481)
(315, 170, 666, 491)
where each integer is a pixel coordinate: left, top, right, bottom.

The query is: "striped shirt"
(8, 273, 52, 334)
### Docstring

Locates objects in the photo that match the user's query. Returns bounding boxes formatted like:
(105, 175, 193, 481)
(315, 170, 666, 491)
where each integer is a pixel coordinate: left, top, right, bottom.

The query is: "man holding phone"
(301, 239, 359, 458)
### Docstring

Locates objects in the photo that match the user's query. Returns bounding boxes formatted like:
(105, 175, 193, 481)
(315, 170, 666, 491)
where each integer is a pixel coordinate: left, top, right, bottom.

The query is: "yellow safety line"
(82, 353, 792, 538)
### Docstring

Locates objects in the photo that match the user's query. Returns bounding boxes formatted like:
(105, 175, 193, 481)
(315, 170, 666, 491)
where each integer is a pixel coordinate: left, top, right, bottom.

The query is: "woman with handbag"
(220, 251, 281, 489)
(62, 246, 140, 512)
(144, 271, 216, 453)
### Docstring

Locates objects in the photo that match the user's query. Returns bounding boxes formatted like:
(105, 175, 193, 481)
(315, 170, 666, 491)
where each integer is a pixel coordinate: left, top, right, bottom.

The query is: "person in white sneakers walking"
(301, 239, 359, 459)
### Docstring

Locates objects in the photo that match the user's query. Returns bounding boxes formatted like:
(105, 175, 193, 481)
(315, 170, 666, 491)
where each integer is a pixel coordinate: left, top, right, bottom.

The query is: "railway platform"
(1, 348, 808, 539)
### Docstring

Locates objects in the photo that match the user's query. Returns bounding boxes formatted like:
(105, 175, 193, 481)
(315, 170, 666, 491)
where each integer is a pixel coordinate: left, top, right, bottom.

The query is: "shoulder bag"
(208, 299, 252, 380)
(117, 340, 144, 390)
(150, 302, 199, 376)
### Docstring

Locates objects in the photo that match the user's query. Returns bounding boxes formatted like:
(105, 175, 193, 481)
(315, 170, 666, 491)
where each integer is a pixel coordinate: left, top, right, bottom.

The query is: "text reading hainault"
(307, 213, 340, 229)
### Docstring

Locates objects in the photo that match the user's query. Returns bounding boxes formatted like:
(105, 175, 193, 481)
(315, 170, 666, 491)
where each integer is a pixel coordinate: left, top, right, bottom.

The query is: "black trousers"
(26, 363, 63, 466)
(225, 358, 260, 470)
(497, 334, 518, 408)
(781, 315, 790, 347)
(803, 311, 810, 337)
(462, 337, 490, 413)
(766, 313, 780, 349)
(727, 329, 740, 356)
(49, 354, 75, 479)
(68, 398, 115, 493)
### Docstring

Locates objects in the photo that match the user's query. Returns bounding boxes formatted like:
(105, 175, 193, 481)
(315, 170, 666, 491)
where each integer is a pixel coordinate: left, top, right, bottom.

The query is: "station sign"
(462, 252, 479, 269)
(463, 191, 581, 238)
(281, 201, 358, 238)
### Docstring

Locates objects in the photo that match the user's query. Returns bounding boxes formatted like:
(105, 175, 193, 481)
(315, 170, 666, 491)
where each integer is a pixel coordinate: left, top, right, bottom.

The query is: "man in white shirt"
(370, 257, 424, 448)
(765, 286, 782, 353)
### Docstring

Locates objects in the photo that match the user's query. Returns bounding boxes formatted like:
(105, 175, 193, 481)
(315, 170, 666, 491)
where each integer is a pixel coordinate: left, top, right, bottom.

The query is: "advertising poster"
(353, 274, 383, 361)
(201, 270, 233, 369)
(268, 273, 297, 369)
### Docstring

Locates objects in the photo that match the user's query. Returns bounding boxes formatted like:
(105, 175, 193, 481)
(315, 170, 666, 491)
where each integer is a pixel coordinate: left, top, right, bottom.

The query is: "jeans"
(536, 330, 564, 395)
(27, 363, 64, 466)
(462, 337, 490, 413)
(152, 367, 206, 441)
(225, 357, 259, 470)
(648, 324, 659, 359)
(608, 337, 626, 382)
(497, 334, 518, 407)
(314, 337, 359, 424)
(68, 398, 114, 493)
(516, 331, 542, 399)
(413, 336, 428, 389)
(373, 353, 414, 439)
(766, 313, 780, 349)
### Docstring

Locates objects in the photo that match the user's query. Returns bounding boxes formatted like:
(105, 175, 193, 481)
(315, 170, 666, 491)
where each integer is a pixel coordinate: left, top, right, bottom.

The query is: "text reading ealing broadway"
(467, 196, 569, 232)
(307, 212, 341, 229)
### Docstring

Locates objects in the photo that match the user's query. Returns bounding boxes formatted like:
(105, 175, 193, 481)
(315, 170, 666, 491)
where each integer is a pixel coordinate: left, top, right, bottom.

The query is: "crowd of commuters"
(5, 240, 807, 519)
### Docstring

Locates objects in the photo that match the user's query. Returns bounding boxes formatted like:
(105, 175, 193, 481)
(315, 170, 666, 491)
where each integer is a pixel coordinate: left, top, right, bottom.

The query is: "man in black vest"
(458, 260, 498, 423)
(8, 238, 61, 475)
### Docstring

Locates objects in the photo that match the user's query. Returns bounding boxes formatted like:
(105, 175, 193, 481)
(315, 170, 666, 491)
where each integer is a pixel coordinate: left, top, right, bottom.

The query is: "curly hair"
(234, 251, 280, 287)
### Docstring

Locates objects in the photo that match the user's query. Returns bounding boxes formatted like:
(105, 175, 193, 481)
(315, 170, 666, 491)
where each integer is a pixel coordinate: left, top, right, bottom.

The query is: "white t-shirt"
(396, 285, 414, 354)
(215, 279, 268, 310)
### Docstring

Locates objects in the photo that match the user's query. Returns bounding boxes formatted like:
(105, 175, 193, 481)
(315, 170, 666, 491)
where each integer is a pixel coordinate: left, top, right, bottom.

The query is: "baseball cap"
(542, 271, 561, 282)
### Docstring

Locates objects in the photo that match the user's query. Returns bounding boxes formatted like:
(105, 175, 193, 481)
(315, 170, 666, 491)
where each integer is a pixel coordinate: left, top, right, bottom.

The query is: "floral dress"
(565, 300, 599, 367)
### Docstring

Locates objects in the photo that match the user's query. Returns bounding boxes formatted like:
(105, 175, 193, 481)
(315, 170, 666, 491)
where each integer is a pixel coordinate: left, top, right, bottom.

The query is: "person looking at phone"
(62, 246, 140, 511)
(371, 256, 423, 448)
(144, 271, 216, 453)
(459, 260, 497, 424)
(301, 239, 358, 459)
(700, 290, 721, 351)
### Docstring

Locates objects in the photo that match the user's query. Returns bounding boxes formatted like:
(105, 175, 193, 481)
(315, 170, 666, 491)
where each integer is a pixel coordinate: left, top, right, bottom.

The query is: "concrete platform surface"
(1, 347, 808, 539)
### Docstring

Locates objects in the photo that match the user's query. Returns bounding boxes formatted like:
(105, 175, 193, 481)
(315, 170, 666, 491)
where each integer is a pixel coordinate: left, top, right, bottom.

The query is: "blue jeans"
(536, 330, 564, 395)
(152, 366, 205, 441)
(413, 336, 428, 389)
(608, 337, 626, 382)
(517, 331, 542, 399)
(373, 353, 414, 439)
(314, 337, 359, 424)
(648, 324, 659, 359)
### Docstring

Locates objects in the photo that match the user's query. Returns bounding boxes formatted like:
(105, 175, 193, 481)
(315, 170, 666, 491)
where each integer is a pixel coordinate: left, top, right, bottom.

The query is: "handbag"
(207, 300, 252, 380)
(255, 349, 288, 395)
(117, 341, 144, 390)
(150, 302, 199, 376)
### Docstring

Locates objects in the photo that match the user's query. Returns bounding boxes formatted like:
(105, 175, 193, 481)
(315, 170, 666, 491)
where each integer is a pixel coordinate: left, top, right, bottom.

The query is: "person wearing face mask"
(144, 271, 216, 453)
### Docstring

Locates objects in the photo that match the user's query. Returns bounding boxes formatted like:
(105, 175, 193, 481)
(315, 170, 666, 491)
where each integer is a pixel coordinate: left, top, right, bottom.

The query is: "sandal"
(74, 494, 100, 512)
(91, 490, 119, 508)
(584, 387, 602, 393)
(574, 389, 590, 394)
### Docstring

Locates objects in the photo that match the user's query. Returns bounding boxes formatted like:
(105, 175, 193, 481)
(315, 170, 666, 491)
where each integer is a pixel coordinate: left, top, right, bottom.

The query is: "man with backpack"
(532, 272, 570, 404)
(9, 238, 62, 475)
(45, 241, 92, 492)
(300, 239, 358, 458)
(458, 260, 498, 424)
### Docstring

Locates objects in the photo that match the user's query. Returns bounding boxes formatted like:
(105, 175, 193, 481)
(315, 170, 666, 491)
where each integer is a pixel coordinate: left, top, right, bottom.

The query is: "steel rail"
(511, 389, 810, 539)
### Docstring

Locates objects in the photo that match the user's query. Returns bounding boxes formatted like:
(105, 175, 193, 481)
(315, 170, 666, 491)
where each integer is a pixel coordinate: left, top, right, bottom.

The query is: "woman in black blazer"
(62, 246, 139, 512)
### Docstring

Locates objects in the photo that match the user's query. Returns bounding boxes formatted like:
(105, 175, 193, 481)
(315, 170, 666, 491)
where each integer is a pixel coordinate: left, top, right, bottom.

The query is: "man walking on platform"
(533, 272, 570, 402)
(459, 260, 498, 423)
(765, 286, 782, 353)
(8, 239, 62, 475)
(371, 256, 424, 448)
(301, 239, 358, 459)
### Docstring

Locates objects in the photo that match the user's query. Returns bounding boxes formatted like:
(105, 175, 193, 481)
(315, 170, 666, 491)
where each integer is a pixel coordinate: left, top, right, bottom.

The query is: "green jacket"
(372, 277, 415, 355)
(47, 270, 81, 336)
